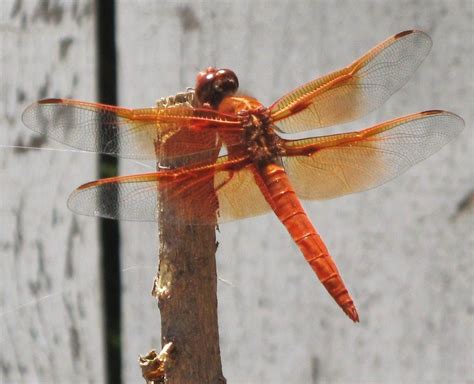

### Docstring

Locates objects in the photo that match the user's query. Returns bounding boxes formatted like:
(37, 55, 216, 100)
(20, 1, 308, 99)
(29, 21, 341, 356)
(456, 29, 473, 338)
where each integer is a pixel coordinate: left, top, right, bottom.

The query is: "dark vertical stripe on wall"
(96, 0, 122, 383)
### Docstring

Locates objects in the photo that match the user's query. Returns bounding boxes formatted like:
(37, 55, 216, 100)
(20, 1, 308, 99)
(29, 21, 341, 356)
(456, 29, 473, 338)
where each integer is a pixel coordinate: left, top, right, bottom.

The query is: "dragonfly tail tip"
(344, 305, 360, 323)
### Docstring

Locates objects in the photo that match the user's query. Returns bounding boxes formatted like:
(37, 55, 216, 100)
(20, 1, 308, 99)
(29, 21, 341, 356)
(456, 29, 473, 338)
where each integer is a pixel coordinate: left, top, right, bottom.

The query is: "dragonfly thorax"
(239, 107, 284, 165)
(218, 95, 284, 164)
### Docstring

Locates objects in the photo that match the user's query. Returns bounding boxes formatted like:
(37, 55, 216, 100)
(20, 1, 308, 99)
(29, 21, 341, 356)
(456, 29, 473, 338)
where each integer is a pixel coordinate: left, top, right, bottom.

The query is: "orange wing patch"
(282, 111, 464, 199)
(270, 30, 432, 133)
(68, 156, 272, 223)
(22, 98, 241, 161)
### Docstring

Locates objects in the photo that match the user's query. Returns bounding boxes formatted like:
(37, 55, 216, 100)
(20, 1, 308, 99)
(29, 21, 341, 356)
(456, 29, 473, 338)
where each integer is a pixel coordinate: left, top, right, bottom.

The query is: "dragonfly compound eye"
(213, 69, 239, 98)
(195, 67, 239, 109)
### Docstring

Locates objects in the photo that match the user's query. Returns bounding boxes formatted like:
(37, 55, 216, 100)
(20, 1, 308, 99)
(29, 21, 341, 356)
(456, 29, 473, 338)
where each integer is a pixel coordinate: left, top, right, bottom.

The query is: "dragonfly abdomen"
(259, 163, 359, 322)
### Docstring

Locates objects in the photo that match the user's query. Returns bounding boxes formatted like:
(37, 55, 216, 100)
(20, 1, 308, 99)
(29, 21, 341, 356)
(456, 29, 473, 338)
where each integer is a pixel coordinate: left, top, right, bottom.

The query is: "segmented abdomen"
(256, 163, 359, 322)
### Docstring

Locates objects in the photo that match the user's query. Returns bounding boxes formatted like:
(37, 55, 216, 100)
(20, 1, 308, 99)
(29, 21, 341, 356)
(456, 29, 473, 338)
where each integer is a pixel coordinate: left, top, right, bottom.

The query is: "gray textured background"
(1, 0, 473, 383)
(1, 1, 104, 383)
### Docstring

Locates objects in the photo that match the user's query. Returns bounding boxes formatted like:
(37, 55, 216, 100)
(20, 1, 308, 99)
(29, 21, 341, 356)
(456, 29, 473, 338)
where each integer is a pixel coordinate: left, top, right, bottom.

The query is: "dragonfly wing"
(22, 98, 241, 161)
(270, 30, 432, 133)
(281, 111, 464, 199)
(67, 155, 272, 223)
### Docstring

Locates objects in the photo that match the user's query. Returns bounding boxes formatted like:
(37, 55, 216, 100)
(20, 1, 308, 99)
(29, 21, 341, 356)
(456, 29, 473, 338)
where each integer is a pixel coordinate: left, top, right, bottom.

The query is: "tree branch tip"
(139, 342, 174, 383)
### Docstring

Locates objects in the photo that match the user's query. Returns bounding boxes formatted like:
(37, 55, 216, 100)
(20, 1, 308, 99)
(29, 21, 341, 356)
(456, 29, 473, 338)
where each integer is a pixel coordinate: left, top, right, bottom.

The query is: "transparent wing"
(282, 111, 464, 199)
(67, 156, 272, 223)
(22, 98, 242, 161)
(270, 30, 432, 133)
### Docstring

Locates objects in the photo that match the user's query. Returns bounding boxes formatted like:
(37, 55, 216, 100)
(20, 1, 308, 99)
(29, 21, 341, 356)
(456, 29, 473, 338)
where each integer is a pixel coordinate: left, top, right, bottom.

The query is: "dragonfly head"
(195, 67, 239, 109)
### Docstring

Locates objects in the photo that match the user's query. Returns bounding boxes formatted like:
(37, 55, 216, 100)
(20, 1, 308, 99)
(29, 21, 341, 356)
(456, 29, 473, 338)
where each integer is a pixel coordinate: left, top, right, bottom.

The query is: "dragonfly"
(22, 30, 464, 322)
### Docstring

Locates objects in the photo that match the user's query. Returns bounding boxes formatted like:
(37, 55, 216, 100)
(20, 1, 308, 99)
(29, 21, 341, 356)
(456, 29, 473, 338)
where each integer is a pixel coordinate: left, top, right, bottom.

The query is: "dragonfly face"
(195, 67, 239, 108)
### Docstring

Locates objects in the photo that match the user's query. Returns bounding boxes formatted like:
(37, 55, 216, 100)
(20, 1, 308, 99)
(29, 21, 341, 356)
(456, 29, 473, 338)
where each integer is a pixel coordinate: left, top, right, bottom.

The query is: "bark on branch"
(153, 210, 225, 383)
(144, 92, 226, 384)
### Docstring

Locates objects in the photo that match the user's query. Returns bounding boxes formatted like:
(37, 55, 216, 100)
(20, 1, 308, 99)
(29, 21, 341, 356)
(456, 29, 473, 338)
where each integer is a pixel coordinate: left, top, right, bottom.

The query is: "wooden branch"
(145, 92, 226, 384)
(153, 206, 225, 383)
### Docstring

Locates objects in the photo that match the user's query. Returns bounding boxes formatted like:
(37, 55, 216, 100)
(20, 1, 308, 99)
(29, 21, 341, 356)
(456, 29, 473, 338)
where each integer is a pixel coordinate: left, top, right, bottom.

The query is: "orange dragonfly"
(22, 30, 463, 322)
